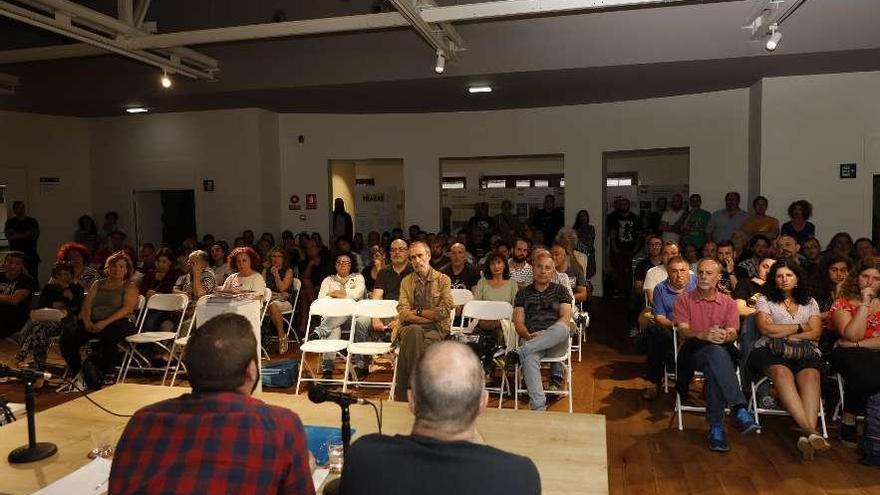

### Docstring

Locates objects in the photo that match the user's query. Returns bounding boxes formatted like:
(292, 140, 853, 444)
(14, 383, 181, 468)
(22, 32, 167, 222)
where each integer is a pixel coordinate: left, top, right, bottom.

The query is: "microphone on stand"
(0, 364, 52, 382)
(308, 383, 368, 406)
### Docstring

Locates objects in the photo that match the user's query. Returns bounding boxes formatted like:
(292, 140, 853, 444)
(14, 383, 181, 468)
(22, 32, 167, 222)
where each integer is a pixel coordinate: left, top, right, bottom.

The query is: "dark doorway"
(133, 189, 196, 249)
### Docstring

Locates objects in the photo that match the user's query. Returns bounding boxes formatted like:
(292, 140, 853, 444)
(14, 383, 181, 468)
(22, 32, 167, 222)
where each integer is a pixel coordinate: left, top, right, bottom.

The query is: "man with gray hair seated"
(339, 341, 540, 495)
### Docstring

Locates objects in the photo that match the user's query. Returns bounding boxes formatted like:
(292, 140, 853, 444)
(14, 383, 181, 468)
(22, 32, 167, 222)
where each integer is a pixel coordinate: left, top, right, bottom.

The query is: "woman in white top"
(746, 258, 826, 460)
(221, 246, 267, 296)
(311, 252, 365, 379)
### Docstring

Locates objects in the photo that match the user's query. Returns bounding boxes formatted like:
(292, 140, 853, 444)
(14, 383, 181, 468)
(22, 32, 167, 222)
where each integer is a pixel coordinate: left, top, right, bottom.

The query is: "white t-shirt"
(661, 209, 685, 244)
(221, 272, 267, 295)
(318, 273, 366, 301)
(643, 265, 669, 295)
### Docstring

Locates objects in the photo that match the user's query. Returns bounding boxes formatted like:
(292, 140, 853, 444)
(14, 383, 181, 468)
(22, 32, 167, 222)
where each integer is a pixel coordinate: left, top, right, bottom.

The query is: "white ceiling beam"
(133, 0, 150, 27)
(0, 44, 105, 64)
(122, 0, 688, 50)
(387, 0, 459, 58)
(15, 0, 218, 69)
(118, 0, 133, 25)
(0, 0, 213, 79)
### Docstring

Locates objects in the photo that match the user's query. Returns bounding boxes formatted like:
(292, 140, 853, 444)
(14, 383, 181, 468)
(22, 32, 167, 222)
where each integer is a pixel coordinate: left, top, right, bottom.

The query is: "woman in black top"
(15, 262, 85, 374)
(362, 245, 386, 294)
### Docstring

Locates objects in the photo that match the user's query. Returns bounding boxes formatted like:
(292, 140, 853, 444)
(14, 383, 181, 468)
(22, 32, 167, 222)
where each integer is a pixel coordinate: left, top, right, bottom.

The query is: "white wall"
(0, 111, 91, 282)
(89, 108, 277, 245)
(279, 89, 751, 294)
(605, 151, 689, 186)
(759, 71, 880, 243)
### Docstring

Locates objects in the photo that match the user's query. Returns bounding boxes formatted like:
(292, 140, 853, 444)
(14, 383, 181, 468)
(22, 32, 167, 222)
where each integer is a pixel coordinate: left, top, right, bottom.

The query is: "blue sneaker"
(735, 407, 760, 434)
(708, 425, 729, 452)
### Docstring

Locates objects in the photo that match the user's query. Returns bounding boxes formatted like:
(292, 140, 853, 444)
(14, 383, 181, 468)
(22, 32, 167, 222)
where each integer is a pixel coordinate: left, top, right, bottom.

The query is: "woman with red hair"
(57, 242, 100, 288)
(221, 246, 267, 295)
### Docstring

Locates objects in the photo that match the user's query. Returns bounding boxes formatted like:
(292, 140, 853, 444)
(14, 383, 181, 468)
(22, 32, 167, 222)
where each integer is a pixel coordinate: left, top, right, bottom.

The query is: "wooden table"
(0, 384, 608, 494)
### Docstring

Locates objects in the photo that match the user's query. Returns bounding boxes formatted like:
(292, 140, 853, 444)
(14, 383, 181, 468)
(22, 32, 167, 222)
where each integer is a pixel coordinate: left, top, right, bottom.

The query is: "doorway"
(329, 159, 404, 240)
(132, 189, 196, 248)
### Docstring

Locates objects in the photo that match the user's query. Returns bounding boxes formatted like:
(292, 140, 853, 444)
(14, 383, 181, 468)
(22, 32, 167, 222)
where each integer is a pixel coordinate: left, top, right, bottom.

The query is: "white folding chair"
(831, 372, 864, 423)
(673, 326, 743, 430)
(284, 278, 302, 343)
(117, 293, 189, 383)
(513, 337, 573, 413)
(749, 375, 828, 438)
(460, 300, 514, 408)
(295, 298, 357, 394)
(162, 295, 209, 386)
(134, 294, 147, 327)
(570, 301, 590, 363)
(450, 289, 474, 334)
(342, 299, 399, 397)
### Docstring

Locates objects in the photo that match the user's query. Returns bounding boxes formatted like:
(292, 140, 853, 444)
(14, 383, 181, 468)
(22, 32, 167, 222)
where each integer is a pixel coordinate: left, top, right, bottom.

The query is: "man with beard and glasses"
(110, 313, 314, 494)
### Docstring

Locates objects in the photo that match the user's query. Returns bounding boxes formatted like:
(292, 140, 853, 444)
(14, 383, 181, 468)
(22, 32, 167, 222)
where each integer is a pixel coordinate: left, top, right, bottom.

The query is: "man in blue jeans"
(673, 258, 759, 452)
(505, 251, 571, 410)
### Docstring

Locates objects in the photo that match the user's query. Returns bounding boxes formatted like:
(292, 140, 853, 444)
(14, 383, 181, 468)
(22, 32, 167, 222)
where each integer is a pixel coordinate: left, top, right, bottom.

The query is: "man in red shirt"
(673, 258, 759, 453)
(110, 313, 315, 494)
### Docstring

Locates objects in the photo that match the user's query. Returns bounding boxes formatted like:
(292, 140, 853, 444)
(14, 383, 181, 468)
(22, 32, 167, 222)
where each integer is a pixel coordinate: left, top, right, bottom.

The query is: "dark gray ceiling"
(2, 0, 880, 116)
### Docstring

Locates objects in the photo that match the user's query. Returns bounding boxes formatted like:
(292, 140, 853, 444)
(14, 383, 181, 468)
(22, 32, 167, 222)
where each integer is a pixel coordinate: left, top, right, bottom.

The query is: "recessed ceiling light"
(468, 85, 492, 94)
(126, 107, 148, 114)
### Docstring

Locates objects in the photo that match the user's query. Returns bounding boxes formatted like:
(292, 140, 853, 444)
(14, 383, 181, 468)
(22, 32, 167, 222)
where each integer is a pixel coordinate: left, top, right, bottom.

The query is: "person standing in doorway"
(332, 198, 354, 242)
(606, 197, 641, 298)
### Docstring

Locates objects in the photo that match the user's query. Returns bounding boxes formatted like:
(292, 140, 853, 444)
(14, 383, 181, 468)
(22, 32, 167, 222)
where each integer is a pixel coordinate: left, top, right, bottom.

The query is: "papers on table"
(207, 290, 258, 303)
(32, 457, 112, 495)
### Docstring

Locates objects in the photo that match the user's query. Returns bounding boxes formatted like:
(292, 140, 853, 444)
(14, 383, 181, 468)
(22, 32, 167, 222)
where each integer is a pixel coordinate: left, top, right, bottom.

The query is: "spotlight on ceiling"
(765, 24, 782, 51)
(468, 85, 492, 94)
(160, 71, 172, 89)
(126, 107, 148, 114)
(434, 50, 445, 74)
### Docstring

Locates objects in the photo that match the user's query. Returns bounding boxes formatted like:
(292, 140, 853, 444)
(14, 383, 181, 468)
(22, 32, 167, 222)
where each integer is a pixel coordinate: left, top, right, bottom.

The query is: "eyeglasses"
(336, 260, 351, 265)
(390, 248, 408, 253)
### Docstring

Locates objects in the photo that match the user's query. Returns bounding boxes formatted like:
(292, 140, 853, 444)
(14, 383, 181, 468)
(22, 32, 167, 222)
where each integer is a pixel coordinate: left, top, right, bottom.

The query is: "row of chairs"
(667, 324, 829, 437)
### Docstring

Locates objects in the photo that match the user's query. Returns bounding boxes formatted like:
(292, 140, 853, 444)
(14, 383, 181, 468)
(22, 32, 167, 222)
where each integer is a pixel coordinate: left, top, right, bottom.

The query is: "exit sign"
(840, 163, 857, 179)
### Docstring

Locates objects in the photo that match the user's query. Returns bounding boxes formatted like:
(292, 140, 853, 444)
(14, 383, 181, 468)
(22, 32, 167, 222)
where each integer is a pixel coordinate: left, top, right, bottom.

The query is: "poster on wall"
(356, 187, 400, 235)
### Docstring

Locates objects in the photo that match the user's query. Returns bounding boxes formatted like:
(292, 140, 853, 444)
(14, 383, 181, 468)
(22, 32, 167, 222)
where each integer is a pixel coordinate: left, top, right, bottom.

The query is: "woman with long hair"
(747, 258, 827, 459)
(57, 242, 100, 288)
(209, 241, 232, 286)
(362, 245, 386, 293)
(262, 246, 295, 353)
(827, 232, 855, 259)
(829, 257, 880, 448)
(780, 200, 816, 245)
(73, 215, 99, 255)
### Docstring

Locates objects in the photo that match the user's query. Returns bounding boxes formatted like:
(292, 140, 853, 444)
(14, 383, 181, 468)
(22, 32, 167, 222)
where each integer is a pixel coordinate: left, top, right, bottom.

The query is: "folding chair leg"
(388, 352, 398, 401)
(567, 359, 573, 414)
(342, 353, 353, 393)
(294, 351, 308, 395)
(676, 394, 684, 431)
(161, 343, 180, 386)
(819, 398, 828, 438)
(514, 366, 520, 411)
(170, 355, 185, 387)
(751, 381, 762, 433)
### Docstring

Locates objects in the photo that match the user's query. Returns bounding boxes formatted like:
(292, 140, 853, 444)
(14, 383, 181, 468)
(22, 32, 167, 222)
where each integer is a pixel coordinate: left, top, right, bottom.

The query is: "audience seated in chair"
(393, 241, 453, 402)
(747, 258, 828, 460)
(60, 251, 139, 389)
(15, 262, 84, 378)
(642, 256, 695, 400)
(57, 242, 100, 289)
(209, 241, 233, 286)
(139, 247, 180, 331)
(828, 257, 880, 448)
(0, 251, 37, 340)
(504, 250, 571, 411)
(172, 249, 216, 332)
(222, 246, 267, 295)
(339, 341, 540, 495)
(673, 258, 758, 453)
(353, 239, 412, 380)
(263, 246, 296, 353)
(109, 313, 315, 494)
(309, 252, 366, 380)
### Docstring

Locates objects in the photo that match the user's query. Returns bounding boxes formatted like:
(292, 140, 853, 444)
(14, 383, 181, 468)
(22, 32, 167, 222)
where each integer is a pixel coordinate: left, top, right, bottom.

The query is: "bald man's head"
(410, 341, 485, 434)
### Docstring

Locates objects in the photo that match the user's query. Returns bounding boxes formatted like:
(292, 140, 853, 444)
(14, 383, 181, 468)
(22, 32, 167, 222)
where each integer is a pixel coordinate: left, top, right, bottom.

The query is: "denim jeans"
(351, 316, 391, 370)
(691, 343, 747, 425)
(516, 322, 570, 410)
(317, 316, 351, 372)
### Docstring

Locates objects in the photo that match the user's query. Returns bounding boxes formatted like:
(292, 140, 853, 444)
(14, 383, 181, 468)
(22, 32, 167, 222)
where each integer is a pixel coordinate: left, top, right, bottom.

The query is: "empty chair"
(342, 299, 399, 397)
(117, 293, 189, 383)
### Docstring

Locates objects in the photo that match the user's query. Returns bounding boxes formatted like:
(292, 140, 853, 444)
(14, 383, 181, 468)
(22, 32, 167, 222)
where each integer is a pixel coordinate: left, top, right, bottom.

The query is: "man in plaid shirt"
(110, 313, 315, 494)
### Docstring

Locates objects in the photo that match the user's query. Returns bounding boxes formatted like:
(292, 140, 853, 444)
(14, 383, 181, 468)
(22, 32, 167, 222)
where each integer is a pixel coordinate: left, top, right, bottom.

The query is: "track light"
(126, 107, 148, 114)
(160, 71, 172, 88)
(765, 24, 782, 51)
(468, 85, 492, 94)
(434, 50, 445, 74)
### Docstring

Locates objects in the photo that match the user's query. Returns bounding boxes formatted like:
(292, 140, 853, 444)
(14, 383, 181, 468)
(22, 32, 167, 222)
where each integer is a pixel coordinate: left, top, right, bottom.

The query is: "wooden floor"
(3, 298, 880, 494)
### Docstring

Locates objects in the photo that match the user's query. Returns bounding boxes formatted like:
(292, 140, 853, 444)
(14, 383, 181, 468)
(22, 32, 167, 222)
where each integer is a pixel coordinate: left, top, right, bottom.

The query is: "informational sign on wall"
(356, 187, 400, 234)
(305, 194, 317, 210)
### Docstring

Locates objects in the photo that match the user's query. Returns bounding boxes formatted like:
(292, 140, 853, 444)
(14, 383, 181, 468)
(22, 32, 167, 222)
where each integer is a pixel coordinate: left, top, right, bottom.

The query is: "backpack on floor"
(860, 392, 880, 465)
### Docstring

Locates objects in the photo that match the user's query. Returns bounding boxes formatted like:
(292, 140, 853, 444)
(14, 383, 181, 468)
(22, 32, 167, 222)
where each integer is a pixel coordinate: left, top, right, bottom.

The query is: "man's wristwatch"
(416, 308, 423, 317)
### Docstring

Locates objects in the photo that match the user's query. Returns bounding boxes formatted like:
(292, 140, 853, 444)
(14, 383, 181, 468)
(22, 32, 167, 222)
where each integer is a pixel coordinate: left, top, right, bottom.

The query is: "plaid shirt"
(110, 391, 314, 495)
